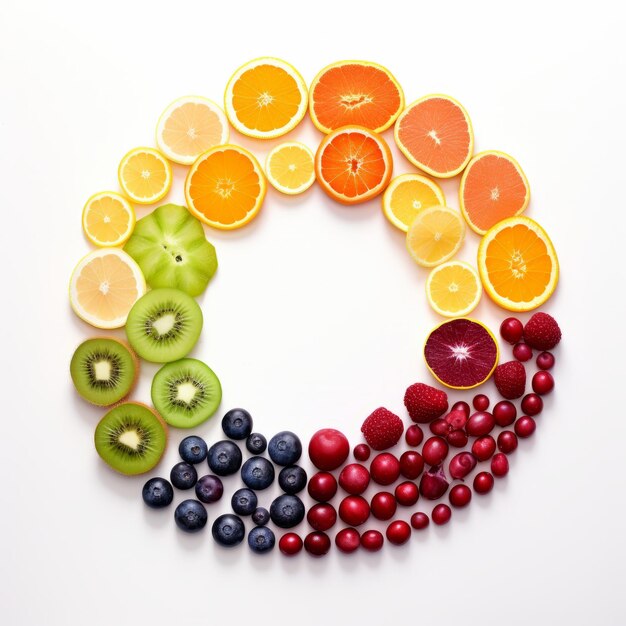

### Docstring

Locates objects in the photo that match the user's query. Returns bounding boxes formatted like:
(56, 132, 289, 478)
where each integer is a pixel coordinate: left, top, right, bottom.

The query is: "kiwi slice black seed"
(151, 358, 222, 428)
(94, 402, 168, 475)
(70, 337, 138, 406)
(125, 288, 203, 363)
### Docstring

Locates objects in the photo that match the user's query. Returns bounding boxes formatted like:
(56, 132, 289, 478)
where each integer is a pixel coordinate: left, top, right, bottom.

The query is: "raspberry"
(404, 383, 448, 423)
(361, 408, 404, 451)
(523, 312, 561, 351)
(494, 361, 526, 399)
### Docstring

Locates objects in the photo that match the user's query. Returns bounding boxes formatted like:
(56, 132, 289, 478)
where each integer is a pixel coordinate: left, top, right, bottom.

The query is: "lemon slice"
(265, 142, 315, 194)
(118, 147, 172, 204)
(426, 261, 482, 317)
(82, 192, 135, 247)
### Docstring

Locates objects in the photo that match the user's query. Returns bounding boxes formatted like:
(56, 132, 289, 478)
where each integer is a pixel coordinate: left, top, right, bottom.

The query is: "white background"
(1, 1, 625, 624)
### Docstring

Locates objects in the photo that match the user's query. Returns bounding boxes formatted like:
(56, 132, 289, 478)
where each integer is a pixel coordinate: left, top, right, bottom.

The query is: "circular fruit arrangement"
(69, 57, 562, 557)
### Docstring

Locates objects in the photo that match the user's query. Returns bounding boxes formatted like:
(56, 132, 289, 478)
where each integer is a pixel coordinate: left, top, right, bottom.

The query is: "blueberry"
(170, 462, 198, 490)
(246, 432, 267, 455)
(268, 431, 302, 466)
(241, 456, 275, 490)
(212, 513, 245, 547)
(278, 465, 308, 494)
(270, 494, 305, 528)
(251, 507, 270, 526)
(142, 477, 174, 509)
(178, 436, 208, 464)
(195, 474, 224, 503)
(231, 488, 258, 516)
(222, 408, 253, 440)
(248, 526, 276, 554)
(207, 440, 242, 476)
(174, 499, 207, 532)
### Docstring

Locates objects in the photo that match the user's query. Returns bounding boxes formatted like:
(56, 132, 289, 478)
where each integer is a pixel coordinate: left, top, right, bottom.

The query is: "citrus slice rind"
(82, 191, 136, 247)
(118, 147, 172, 205)
(426, 261, 482, 317)
(265, 142, 315, 195)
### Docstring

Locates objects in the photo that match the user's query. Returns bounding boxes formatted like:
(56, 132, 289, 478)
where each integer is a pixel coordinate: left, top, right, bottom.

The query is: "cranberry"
(445, 409, 468, 430)
(451, 401, 471, 418)
(473, 471, 495, 494)
(515, 416, 536, 438)
(400, 450, 424, 479)
(338, 463, 370, 495)
(405, 424, 424, 447)
(360, 529, 384, 552)
(521, 393, 543, 415)
(307, 503, 337, 531)
(279, 532, 303, 555)
(370, 453, 401, 485)
(447, 429, 469, 448)
(304, 531, 331, 556)
(497, 430, 518, 454)
(449, 484, 472, 507)
(448, 451, 477, 479)
(430, 418, 450, 436)
(500, 317, 523, 344)
(308, 428, 350, 471)
(432, 503, 452, 525)
(536, 351, 555, 370)
(353, 443, 370, 462)
(370, 491, 397, 520)
(419, 464, 449, 500)
(466, 411, 496, 437)
(307, 472, 337, 502)
(386, 520, 412, 545)
(532, 371, 554, 395)
(472, 435, 496, 461)
(339, 495, 370, 526)
(513, 342, 533, 362)
(410, 511, 430, 530)
(395, 481, 419, 506)
(422, 436, 449, 466)
(493, 400, 517, 427)
(491, 453, 509, 477)
(335, 527, 360, 553)
(473, 394, 490, 411)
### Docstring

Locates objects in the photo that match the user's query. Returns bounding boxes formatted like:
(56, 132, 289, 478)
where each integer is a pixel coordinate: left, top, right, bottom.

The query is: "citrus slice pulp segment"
(426, 261, 482, 317)
(309, 60, 404, 133)
(69, 248, 146, 329)
(406, 205, 466, 267)
(459, 151, 530, 235)
(82, 192, 135, 247)
(224, 57, 308, 139)
(394, 94, 474, 178)
(118, 147, 172, 204)
(478, 216, 559, 311)
(156, 96, 229, 165)
(382, 174, 445, 232)
(315, 126, 393, 205)
(424, 318, 499, 389)
(265, 142, 315, 194)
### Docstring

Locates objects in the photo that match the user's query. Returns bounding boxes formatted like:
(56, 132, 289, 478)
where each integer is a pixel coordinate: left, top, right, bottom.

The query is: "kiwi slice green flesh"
(70, 338, 137, 406)
(94, 402, 168, 475)
(151, 358, 222, 428)
(125, 288, 203, 363)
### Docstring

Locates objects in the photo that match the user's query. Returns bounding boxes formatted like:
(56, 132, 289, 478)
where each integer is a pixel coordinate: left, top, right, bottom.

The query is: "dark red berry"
(448, 451, 477, 480)
(471, 436, 496, 461)
(360, 529, 384, 552)
(339, 495, 370, 526)
(473, 471, 495, 494)
(491, 453, 509, 477)
(399, 450, 424, 479)
(370, 492, 397, 520)
(445, 409, 468, 430)
(500, 317, 523, 344)
(279, 532, 303, 555)
(386, 520, 411, 545)
(432, 503, 452, 525)
(335, 527, 360, 553)
(466, 411, 496, 437)
(395, 481, 419, 506)
(446, 429, 469, 448)
(422, 436, 449, 466)
(430, 418, 450, 436)
(532, 371, 554, 395)
(307, 503, 337, 531)
(536, 351, 555, 370)
(405, 424, 424, 447)
(338, 463, 370, 495)
(308, 428, 350, 471)
(304, 531, 331, 556)
(410, 512, 430, 530)
(513, 342, 533, 362)
(473, 394, 490, 411)
(515, 416, 536, 438)
(370, 453, 401, 485)
(497, 430, 518, 454)
(449, 484, 472, 507)
(451, 401, 471, 418)
(307, 472, 337, 502)
(419, 464, 449, 500)
(493, 400, 517, 427)
(353, 443, 370, 462)
(521, 393, 543, 415)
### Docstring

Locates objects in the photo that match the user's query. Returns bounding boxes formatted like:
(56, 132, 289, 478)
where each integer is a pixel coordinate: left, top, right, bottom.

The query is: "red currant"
(370, 491, 397, 520)
(515, 416, 536, 438)
(405, 424, 424, 447)
(410, 512, 430, 530)
(335, 527, 360, 553)
(471, 435, 496, 461)
(395, 481, 419, 506)
(279, 532, 303, 556)
(307, 472, 337, 502)
(386, 520, 412, 545)
(339, 495, 370, 526)
(500, 317, 523, 344)
(532, 371, 554, 395)
(360, 529, 384, 552)
(304, 531, 331, 556)
(432, 503, 452, 525)
(497, 430, 518, 454)
(353, 443, 371, 462)
(338, 463, 370, 495)
(399, 450, 424, 479)
(449, 484, 472, 507)
(521, 393, 543, 415)
(491, 453, 509, 477)
(370, 453, 401, 485)
(473, 393, 490, 411)
(473, 471, 495, 494)
(307, 503, 337, 531)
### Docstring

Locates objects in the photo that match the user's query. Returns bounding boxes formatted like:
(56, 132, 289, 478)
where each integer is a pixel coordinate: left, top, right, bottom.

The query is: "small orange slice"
(309, 60, 404, 134)
(394, 94, 473, 178)
(315, 126, 393, 205)
(118, 147, 172, 204)
(185, 145, 267, 230)
(460, 151, 530, 235)
(82, 192, 135, 247)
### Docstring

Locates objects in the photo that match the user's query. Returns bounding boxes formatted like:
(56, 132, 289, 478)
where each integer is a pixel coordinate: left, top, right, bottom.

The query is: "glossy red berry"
(449, 484, 472, 508)
(279, 532, 303, 555)
(466, 411, 496, 437)
(339, 495, 370, 526)
(432, 503, 452, 525)
(445, 410, 468, 430)
(500, 317, 523, 344)
(536, 351, 555, 370)
(360, 529, 384, 552)
(515, 416, 536, 438)
(370, 491, 397, 520)
(338, 463, 370, 495)
(497, 430, 518, 454)
(513, 342, 533, 362)
(386, 520, 411, 545)
(370, 453, 401, 485)
(491, 453, 509, 477)
(532, 371, 554, 395)
(447, 429, 469, 448)
(422, 436, 449, 466)
(448, 451, 477, 480)
(395, 481, 419, 506)
(451, 401, 471, 418)
(471, 435, 496, 461)
(308, 428, 350, 471)
(410, 512, 430, 530)
(306, 503, 337, 531)
(405, 424, 424, 447)
(353, 443, 371, 462)
(307, 472, 337, 502)
(304, 531, 331, 556)
(335, 527, 360, 553)
(399, 450, 424, 479)
(521, 393, 543, 415)
(430, 418, 450, 436)
(473, 471, 495, 494)
(473, 394, 490, 411)
(492, 400, 517, 427)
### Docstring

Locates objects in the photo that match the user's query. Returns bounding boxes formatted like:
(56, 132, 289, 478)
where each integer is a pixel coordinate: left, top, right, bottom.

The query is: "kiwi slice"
(125, 288, 203, 363)
(94, 402, 168, 475)
(70, 337, 138, 406)
(151, 358, 222, 428)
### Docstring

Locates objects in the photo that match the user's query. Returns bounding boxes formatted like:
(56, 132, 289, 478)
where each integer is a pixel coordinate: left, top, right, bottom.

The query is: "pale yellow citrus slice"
(82, 192, 135, 247)
(118, 147, 172, 204)
(265, 142, 315, 195)
(426, 261, 482, 317)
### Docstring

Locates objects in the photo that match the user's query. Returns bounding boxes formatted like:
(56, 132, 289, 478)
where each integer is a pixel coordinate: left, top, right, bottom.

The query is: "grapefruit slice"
(424, 318, 499, 389)
(394, 94, 473, 178)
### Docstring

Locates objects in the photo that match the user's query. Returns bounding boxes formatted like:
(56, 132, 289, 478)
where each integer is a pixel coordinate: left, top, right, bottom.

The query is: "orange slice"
(382, 174, 445, 232)
(459, 151, 530, 235)
(224, 57, 308, 139)
(156, 96, 229, 165)
(315, 125, 393, 205)
(82, 192, 135, 247)
(426, 261, 482, 317)
(118, 147, 172, 204)
(477, 216, 559, 311)
(265, 142, 315, 195)
(185, 145, 267, 230)
(69, 248, 146, 329)
(394, 94, 473, 178)
(309, 60, 404, 134)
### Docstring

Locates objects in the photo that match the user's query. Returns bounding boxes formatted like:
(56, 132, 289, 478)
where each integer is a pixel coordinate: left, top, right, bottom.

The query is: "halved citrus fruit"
(315, 125, 393, 205)
(69, 248, 146, 329)
(156, 96, 229, 165)
(477, 216, 559, 311)
(394, 94, 473, 178)
(224, 57, 308, 139)
(82, 192, 135, 247)
(459, 151, 530, 235)
(265, 141, 315, 195)
(185, 145, 266, 230)
(424, 318, 499, 389)
(382, 174, 445, 232)
(309, 60, 404, 134)
(118, 147, 172, 204)
(426, 261, 482, 317)
(406, 205, 465, 267)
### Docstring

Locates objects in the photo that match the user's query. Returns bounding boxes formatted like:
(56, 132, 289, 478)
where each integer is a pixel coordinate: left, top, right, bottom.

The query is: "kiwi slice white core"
(118, 429, 142, 451)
